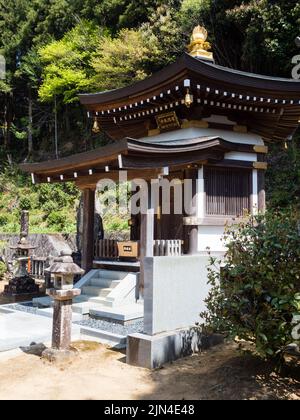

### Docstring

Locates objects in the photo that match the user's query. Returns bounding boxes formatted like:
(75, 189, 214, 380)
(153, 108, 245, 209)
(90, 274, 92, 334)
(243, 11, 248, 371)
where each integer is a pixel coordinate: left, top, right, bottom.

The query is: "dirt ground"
(0, 341, 299, 400)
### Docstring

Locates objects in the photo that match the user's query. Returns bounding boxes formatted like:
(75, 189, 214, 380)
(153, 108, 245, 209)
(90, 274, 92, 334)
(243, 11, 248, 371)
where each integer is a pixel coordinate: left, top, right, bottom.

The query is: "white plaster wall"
(198, 225, 226, 253)
(140, 127, 264, 146)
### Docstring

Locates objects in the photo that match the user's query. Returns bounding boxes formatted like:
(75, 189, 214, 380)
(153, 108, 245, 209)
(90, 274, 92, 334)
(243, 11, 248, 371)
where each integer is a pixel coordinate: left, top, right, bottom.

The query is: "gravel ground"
(75, 318, 144, 336)
(5, 302, 144, 336)
(5, 303, 38, 315)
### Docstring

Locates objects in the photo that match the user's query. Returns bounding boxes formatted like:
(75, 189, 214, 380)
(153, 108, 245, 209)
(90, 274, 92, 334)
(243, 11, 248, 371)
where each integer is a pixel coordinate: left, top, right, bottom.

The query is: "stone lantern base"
(3, 275, 40, 300)
(42, 288, 81, 362)
(42, 348, 79, 363)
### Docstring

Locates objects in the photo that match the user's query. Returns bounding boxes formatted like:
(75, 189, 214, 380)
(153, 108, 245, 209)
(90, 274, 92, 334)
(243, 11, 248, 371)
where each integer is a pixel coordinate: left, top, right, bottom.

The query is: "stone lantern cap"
(45, 251, 85, 276)
(10, 236, 36, 251)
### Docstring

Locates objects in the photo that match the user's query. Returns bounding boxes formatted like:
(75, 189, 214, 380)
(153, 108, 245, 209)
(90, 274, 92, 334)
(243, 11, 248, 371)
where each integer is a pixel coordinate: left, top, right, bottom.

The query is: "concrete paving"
(0, 308, 81, 352)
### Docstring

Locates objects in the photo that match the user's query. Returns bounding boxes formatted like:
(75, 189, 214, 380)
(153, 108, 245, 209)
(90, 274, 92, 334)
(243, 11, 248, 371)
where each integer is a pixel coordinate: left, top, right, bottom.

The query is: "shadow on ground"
(137, 343, 300, 400)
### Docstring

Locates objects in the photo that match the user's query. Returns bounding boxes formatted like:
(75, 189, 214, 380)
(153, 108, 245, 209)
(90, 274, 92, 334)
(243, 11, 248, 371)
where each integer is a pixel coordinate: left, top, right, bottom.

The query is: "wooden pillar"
(81, 188, 95, 272)
(258, 170, 266, 213)
(257, 153, 266, 213)
(140, 182, 154, 293)
(184, 169, 198, 255)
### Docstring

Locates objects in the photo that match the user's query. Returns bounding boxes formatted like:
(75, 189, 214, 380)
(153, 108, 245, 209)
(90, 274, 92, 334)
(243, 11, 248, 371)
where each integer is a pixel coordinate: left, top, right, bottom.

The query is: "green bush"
(19, 196, 32, 210)
(0, 261, 7, 279)
(0, 214, 8, 227)
(47, 211, 68, 230)
(203, 210, 300, 361)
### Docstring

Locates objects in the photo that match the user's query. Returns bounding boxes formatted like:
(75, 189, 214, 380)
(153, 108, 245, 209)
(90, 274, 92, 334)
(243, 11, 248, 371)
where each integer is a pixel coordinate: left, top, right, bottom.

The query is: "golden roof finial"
(188, 26, 214, 62)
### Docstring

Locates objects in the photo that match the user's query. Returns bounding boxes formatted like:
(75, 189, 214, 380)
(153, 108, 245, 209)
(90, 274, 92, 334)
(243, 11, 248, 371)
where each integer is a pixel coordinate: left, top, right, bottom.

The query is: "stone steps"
(94, 270, 129, 280)
(81, 286, 115, 298)
(88, 297, 114, 307)
(89, 278, 120, 288)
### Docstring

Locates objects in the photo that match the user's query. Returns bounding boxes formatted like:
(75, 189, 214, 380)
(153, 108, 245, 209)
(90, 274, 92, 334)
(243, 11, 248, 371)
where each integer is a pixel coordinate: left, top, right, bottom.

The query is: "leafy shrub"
(0, 261, 7, 280)
(267, 141, 300, 210)
(47, 211, 68, 230)
(42, 199, 59, 214)
(203, 210, 300, 361)
(0, 214, 8, 226)
(19, 196, 32, 210)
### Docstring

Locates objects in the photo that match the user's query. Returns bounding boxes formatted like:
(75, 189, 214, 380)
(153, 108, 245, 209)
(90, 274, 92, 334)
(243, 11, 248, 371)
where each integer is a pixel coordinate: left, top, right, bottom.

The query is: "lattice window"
(205, 167, 252, 216)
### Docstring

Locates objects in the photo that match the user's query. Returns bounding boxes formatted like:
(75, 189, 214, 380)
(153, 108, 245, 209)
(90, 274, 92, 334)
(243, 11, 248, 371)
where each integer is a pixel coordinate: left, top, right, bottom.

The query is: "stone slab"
(89, 303, 144, 324)
(143, 256, 212, 335)
(0, 310, 80, 352)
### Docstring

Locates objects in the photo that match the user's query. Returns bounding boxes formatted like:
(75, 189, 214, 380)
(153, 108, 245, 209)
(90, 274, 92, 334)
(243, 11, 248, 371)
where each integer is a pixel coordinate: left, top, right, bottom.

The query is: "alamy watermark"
(0, 54, 5, 80)
(97, 171, 199, 217)
(292, 314, 300, 341)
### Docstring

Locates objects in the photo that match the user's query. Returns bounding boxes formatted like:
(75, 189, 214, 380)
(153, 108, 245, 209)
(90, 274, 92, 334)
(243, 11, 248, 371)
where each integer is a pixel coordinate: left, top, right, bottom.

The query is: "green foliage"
(0, 261, 7, 279)
(91, 29, 155, 91)
(266, 140, 300, 210)
(1, 0, 300, 157)
(38, 21, 101, 103)
(0, 166, 80, 234)
(203, 210, 300, 361)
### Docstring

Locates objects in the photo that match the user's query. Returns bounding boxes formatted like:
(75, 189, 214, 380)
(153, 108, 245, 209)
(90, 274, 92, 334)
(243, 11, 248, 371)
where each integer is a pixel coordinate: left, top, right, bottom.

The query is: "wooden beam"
(253, 145, 268, 154)
(75, 169, 161, 189)
(206, 159, 254, 169)
(253, 162, 268, 170)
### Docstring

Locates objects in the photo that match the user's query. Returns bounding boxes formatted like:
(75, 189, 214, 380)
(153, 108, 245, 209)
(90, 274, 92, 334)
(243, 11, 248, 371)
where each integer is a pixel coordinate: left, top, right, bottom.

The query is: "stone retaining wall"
(0, 234, 77, 262)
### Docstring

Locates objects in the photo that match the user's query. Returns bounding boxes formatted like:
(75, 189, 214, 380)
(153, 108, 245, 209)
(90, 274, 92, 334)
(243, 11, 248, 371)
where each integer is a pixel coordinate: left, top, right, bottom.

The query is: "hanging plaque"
(155, 112, 180, 132)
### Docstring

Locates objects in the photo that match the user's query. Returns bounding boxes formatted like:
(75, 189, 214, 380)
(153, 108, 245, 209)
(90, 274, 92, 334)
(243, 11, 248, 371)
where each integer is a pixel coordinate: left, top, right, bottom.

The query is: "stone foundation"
(4, 275, 39, 297)
(127, 328, 224, 369)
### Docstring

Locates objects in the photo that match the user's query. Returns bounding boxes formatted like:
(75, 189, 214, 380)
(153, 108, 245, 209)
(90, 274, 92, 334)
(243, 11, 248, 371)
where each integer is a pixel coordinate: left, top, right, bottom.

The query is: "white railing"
(94, 239, 183, 259)
(154, 240, 183, 257)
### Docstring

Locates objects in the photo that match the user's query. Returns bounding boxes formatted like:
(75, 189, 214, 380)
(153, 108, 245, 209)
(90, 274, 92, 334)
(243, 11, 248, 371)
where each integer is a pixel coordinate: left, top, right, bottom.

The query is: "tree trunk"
(27, 87, 33, 159)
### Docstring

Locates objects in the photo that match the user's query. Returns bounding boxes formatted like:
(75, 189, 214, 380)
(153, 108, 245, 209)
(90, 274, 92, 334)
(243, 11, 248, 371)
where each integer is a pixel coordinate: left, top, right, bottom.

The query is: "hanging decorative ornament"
(185, 89, 194, 108)
(92, 117, 100, 134)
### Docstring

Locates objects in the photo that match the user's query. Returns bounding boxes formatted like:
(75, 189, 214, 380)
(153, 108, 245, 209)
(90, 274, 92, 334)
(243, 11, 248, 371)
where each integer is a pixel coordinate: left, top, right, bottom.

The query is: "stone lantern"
(43, 251, 84, 360)
(4, 236, 39, 298)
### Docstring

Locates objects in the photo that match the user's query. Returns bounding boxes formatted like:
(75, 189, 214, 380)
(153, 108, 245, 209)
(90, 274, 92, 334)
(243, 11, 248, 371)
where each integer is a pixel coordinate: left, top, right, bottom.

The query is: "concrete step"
(81, 286, 113, 298)
(89, 304, 144, 324)
(95, 270, 128, 281)
(89, 278, 120, 288)
(88, 296, 114, 307)
(80, 326, 127, 349)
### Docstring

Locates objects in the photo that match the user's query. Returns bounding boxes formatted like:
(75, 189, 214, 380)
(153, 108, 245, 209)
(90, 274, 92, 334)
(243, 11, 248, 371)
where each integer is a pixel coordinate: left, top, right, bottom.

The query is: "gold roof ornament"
(92, 117, 100, 134)
(188, 26, 214, 62)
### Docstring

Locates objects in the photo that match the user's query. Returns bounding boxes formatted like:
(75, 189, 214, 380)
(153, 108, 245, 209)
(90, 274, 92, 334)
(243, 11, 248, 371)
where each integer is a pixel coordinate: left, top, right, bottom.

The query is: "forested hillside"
(0, 0, 299, 233)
